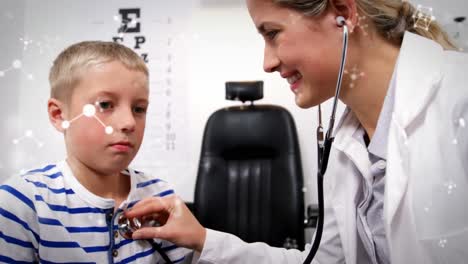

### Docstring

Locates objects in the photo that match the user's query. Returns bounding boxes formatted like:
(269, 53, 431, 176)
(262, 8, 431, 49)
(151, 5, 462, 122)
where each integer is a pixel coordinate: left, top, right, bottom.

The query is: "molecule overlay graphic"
(13, 130, 44, 148)
(61, 103, 114, 135)
(0, 59, 34, 80)
(344, 65, 365, 89)
(412, 5, 436, 31)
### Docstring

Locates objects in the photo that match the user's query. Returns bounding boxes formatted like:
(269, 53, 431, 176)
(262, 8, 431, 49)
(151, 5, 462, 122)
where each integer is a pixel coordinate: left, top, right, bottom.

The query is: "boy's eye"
(97, 101, 113, 111)
(133, 106, 147, 114)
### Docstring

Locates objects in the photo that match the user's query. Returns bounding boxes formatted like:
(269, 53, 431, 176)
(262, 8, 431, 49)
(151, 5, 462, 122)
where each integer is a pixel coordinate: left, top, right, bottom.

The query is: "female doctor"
(126, 0, 468, 263)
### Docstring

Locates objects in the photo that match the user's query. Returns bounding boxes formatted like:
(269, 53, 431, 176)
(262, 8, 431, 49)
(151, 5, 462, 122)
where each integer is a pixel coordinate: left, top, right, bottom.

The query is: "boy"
(0, 41, 192, 263)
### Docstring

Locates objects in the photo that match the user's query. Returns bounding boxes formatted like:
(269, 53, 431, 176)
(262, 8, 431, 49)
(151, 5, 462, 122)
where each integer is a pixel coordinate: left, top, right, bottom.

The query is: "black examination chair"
(190, 81, 317, 250)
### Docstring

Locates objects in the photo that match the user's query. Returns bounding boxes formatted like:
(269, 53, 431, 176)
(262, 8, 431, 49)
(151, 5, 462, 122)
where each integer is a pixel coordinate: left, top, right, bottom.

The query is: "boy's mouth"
(110, 141, 134, 152)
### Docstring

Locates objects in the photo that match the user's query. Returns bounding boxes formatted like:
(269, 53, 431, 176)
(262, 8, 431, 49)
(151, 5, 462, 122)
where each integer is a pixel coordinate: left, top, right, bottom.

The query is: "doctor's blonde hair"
(274, 0, 457, 50)
(49, 41, 148, 102)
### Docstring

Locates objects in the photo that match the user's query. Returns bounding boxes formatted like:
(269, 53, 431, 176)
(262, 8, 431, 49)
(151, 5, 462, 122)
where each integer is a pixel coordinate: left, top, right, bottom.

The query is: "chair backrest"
(194, 84, 305, 249)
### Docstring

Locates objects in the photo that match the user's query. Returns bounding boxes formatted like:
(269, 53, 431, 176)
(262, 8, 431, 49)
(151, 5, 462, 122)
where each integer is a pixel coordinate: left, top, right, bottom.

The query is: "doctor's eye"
(96, 101, 114, 111)
(265, 30, 279, 40)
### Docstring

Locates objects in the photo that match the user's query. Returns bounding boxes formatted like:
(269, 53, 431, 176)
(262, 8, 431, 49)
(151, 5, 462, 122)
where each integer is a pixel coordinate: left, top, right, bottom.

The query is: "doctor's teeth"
(287, 73, 302, 84)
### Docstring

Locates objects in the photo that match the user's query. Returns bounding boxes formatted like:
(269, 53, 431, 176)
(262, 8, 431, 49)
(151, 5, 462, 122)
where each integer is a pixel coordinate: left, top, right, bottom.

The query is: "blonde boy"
(0, 41, 192, 263)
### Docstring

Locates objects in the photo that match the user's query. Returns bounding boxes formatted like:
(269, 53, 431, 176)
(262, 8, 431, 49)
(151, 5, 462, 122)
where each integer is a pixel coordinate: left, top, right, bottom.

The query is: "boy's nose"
(117, 109, 136, 133)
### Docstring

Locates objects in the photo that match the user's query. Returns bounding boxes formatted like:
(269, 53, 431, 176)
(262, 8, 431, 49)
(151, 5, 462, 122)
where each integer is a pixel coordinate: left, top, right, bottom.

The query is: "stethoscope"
(117, 212, 174, 264)
(303, 16, 348, 264)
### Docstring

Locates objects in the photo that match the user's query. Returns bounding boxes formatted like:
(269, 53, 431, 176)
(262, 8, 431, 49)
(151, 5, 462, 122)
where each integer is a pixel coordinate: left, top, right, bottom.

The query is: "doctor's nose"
(263, 47, 280, 73)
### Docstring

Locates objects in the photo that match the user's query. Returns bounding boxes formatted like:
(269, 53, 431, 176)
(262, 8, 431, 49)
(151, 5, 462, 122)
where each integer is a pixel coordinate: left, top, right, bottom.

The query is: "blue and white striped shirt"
(0, 160, 192, 263)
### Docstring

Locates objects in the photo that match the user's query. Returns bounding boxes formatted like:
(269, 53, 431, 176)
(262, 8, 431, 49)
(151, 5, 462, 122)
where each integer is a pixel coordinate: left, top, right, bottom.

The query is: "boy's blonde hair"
(49, 41, 149, 101)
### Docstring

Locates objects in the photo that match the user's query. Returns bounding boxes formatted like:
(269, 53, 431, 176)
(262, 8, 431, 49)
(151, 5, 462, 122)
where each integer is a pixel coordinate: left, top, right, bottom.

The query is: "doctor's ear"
(329, 0, 358, 32)
(48, 98, 68, 133)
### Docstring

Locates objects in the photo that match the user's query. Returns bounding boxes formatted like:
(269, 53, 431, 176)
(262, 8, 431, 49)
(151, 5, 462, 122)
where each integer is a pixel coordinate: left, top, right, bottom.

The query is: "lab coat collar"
(393, 32, 443, 130)
(332, 32, 443, 150)
(386, 32, 443, 225)
(330, 32, 445, 253)
(333, 32, 443, 140)
(333, 32, 443, 181)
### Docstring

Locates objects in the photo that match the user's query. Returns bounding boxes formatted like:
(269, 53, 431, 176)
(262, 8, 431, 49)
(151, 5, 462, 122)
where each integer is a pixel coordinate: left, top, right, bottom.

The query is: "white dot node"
(83, 104, 96, 117)
(25, 130, 33, 137)
(452, 138, 458, 145)
(12, 139, 19, 144)
(438, 239, 447, 248)
(445, 181, 457, 194)
(61, 121, 70, 129)
(27, 74, 34, 80)
(113, 15, 120, 22)
(105, 126, 114, 135)
(302, 187, 307, 193)
(38, 142, 44, 148)
(0, 71, 4, 77)
(12, 60, 22, 69)
(459, 118, 466, 128)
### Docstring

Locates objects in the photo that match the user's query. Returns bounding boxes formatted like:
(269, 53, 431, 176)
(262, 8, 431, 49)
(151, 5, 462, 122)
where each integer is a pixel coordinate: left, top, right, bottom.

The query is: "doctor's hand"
(124, 195, 207, 252)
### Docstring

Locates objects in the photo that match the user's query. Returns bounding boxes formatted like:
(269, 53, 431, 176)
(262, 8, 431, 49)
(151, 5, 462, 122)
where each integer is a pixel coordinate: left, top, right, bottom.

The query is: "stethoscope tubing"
(147, 239, 174, 264)
(302, 22, 349, 264)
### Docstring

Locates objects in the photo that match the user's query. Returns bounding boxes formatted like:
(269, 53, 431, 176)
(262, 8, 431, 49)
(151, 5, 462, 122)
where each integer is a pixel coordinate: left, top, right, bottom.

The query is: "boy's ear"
(48, 98, 67, 133)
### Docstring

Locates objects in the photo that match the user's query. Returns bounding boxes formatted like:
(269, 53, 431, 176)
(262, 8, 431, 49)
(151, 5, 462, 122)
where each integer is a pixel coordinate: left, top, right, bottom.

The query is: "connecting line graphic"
(0, 59, 34, 80)
(19, 37, 33, 51)
(12, 130, 44, 148)
(356, 15, 369, 36)
(61, 104, 114, 135)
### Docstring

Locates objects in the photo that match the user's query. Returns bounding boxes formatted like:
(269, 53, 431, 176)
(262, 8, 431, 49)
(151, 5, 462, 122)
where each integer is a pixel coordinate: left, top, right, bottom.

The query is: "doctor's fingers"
(131, 202, 207, 252)
(125, 196, 174, 219)
(132, 225, 169, 240)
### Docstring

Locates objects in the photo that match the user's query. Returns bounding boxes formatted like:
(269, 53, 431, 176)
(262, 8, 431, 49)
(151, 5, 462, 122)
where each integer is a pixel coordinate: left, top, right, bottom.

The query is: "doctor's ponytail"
(274, 0, 458, 50)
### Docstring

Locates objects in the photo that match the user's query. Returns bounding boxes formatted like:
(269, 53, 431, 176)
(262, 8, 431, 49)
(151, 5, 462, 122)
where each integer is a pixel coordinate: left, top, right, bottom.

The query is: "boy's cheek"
(68, 121, 109, 144)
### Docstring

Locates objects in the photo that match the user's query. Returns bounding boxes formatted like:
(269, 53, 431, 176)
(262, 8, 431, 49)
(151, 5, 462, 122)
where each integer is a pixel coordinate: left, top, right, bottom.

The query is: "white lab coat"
(196, 32, 468, 264)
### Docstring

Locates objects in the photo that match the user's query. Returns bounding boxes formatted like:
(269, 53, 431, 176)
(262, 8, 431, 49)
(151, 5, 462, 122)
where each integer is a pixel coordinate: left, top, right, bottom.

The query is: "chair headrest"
(225, 81, 263, 103)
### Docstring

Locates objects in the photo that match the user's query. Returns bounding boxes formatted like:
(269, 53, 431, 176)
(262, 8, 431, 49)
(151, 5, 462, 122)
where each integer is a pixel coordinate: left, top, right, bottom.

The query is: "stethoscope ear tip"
(336, 16, 346, 27)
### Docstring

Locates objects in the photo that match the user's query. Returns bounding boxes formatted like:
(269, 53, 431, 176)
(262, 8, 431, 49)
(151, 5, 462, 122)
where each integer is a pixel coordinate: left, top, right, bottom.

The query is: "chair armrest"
(304, 204, 319, 228)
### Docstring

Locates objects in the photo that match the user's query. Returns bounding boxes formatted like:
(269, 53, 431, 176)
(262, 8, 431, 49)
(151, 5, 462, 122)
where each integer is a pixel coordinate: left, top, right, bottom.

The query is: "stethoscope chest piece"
(118, 213, 142, 239)
(117, 212, 162, 239)
(116, 212, 172, 263)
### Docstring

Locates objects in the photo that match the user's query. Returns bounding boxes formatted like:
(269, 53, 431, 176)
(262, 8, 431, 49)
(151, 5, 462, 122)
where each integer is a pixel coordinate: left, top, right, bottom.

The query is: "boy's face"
(63, 61, 148, 174)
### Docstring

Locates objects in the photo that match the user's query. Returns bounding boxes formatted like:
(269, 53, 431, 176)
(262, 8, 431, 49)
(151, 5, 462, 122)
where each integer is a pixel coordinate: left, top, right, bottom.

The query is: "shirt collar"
(60, 160, 136, 209)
